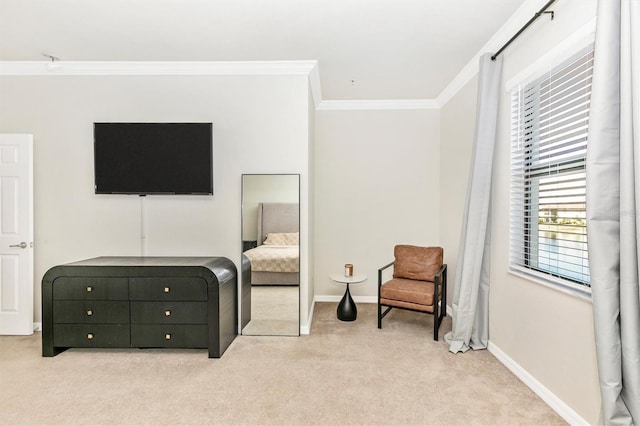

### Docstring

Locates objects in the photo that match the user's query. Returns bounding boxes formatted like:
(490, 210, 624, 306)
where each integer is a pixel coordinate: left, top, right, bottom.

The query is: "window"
(510, 46, 593, 288)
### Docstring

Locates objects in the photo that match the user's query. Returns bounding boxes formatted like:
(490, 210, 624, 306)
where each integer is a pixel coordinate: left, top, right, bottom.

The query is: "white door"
(0, 134, 34, 335)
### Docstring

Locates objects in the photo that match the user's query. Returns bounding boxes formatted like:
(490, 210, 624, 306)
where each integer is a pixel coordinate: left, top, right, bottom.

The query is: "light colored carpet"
(242, 286, 299, 336)
(0, 303, 565, 425)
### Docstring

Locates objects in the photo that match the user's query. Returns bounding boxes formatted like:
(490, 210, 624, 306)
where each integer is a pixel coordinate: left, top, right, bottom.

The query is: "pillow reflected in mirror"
(263, 232, 299, 245)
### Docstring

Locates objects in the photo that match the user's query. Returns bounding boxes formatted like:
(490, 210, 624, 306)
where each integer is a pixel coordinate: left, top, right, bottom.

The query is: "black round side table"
(330, 273, 367, 321)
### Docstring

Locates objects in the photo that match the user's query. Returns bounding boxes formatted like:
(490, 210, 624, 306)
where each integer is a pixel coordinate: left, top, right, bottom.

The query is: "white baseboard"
(33, 322, 42, 332)
(300, 299, 315, 335)
(487, 341, 589, 426)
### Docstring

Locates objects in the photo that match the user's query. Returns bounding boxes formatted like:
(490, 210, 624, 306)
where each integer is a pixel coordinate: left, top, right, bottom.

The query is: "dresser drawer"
(130, 301, 207, 324)
(129, 278, 207, 301)
(53, 324, 129, 347)
(53, 301, 129, 324)
(131, 325, 207, 348)
(53, 277, 128, 300)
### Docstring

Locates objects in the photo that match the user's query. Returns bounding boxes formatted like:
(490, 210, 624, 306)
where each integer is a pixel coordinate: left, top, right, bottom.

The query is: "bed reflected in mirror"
(241, 174, 300, 336)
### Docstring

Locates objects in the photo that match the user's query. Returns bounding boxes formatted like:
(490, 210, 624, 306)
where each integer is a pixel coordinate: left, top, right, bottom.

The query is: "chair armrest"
(435, 263, 447, 279)
(434, 264, 447, 287)
(378, 261, 394, 288)
(434, 264, 448, 313)
(378, 261, 395, 273)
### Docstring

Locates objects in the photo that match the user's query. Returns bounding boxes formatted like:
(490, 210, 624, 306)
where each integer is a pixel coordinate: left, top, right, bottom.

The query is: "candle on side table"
(345, 263, 353, 277)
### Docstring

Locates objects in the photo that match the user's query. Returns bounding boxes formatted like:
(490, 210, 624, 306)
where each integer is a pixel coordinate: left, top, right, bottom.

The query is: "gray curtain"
(445, 54, 503, 354)
(586, 0, 640, 424)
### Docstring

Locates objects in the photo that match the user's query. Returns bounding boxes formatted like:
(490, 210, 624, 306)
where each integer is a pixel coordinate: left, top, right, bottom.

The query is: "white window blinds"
(510, 46, 593, 287)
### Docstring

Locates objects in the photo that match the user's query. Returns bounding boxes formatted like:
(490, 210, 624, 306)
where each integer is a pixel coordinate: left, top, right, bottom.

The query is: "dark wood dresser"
(42, 256, 237, 358)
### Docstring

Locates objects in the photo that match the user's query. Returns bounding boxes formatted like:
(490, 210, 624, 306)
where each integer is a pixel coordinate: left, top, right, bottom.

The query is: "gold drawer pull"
(86, 286, 93, 292)
(164, 287, 170, 293)
(86, 310, 93, 316)
(165, 333, 171, 340)
(164, 310, 171, 317)
(87, 333, 94, 340)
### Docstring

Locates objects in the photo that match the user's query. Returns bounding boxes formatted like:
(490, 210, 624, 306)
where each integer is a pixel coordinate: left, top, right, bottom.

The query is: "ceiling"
(0, 0, 530, 100)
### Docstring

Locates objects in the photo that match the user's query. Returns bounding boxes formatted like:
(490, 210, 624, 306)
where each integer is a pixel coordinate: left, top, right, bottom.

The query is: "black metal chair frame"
(377, 262, 447, 341)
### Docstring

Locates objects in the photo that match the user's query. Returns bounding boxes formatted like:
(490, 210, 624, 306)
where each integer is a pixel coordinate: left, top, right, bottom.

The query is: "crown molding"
(308, 62, 323, 109)
(0, 60, 318, 76)
(0, 58, 433, 111)
(0, 59, 333, 108)
(317, 99, 439, 111)
(436, 0, 549, 107)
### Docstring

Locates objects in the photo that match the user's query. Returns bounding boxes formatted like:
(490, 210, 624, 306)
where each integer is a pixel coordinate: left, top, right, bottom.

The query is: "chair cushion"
(393, 245, 443, 282)
(379, 297, 435, 313)
(380, 278, 437, 307)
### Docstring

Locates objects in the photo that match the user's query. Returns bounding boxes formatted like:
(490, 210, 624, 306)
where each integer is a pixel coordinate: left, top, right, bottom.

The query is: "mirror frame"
(241, 173, 300, 336)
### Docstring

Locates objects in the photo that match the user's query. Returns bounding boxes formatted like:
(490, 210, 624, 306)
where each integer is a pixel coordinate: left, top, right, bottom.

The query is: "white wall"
(0, 74, 311, 326)
(314, 108, 440, 300)
(440, 0, 600, 422)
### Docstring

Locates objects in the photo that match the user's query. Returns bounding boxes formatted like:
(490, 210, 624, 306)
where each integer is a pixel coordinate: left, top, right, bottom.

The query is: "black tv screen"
(94, 122, 213, 195)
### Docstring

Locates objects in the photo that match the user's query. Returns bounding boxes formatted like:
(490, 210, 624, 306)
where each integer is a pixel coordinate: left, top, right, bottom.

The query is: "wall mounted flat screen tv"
(94, 122, 213, 195)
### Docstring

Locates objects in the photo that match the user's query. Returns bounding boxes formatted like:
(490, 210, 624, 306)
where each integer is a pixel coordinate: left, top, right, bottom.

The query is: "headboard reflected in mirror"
(257, 202, 299, 246)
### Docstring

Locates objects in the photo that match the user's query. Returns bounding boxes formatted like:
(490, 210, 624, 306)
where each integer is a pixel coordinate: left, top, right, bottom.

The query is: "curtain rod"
(491, 0, 557, 61)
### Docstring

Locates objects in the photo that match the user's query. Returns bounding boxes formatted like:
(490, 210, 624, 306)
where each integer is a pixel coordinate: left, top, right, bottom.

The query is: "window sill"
(508, 267, 592, 303)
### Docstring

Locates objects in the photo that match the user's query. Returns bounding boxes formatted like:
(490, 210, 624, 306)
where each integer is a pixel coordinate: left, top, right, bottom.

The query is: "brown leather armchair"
(377, 245, 447, 340)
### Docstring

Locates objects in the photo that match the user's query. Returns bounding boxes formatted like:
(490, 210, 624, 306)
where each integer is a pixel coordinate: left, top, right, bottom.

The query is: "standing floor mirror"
(241, 174, 300, 336)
